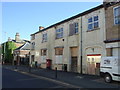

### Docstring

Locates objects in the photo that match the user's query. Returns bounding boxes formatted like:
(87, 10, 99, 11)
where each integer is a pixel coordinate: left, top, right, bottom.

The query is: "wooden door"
(71, 57, 77, 72)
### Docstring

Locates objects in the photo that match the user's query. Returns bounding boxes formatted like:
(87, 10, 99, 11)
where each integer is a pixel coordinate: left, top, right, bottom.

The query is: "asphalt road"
(2, 68, 76, 88)
(2, 66, 120, 89)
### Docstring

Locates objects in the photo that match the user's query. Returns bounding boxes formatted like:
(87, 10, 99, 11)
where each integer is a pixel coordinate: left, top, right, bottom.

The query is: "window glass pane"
(114, 8, 117, 17)
(88, 17, 92, 23)
(119, 7, 120, 16)
(56, 28, 63, 39)
(114, 7, 120, 17)
(94, 22, 99, 28)
(75, 22, 78, 34)
(42, 33, 47, 42)
(114, 6, 120, 25)
(94, 16, 98, 21)
(75, 28, 78, 33)
(118, 17, 120, 24)
(61, 28, 63, 32)
(45, 33, 47, 41)
(88, 24, 93, 30)
(58, 29, 60, 32)
(115, 17, 120, 24)
(75, 23, 78, 27)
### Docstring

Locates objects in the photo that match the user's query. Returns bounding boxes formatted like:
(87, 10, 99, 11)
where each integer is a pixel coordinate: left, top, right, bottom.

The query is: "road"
(2, 68, 76, 88)
(2, 66, 120, 89)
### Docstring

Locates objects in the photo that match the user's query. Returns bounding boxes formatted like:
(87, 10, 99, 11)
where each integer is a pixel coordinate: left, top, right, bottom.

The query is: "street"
(2, 65, 120, 89)
(2, 68, 75, 88)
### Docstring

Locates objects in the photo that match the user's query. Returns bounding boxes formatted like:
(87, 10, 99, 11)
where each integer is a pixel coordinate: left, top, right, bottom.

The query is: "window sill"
(87, 28, 100, 32)
(69, 33, 79, 36)
(41, 41, 47, 43)
(41, 62, 46, 64)
(55, 54, 63, 56)
(56, 37, 63, 40)
(113, 24, 120, 26)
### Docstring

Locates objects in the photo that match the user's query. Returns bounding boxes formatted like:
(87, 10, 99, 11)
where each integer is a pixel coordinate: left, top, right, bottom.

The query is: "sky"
(1, 1, 102, 43)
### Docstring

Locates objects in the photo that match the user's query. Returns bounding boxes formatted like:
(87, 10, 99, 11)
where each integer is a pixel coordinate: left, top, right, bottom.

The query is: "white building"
(30, 4, 107, 75)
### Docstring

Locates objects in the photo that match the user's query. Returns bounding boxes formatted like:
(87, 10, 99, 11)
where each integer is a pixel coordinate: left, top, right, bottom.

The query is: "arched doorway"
(85, 47, 102, 75)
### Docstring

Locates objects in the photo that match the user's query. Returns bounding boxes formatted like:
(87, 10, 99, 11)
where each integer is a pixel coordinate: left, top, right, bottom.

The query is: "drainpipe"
(80, 16, 83, 74)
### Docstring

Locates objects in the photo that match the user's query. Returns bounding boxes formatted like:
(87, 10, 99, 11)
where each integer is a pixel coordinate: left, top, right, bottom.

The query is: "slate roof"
(31, 2, 120, 36)
(31, 4, 104, 36)
(11, 39, 30, 43)
(15, 42, 31, 50)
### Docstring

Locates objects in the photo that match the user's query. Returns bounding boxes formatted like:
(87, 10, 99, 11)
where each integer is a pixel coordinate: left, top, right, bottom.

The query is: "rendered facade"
(30, 2, 120, 75)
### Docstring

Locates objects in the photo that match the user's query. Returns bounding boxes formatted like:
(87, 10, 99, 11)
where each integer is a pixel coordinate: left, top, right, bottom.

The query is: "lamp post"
(28, 52, 31, 73)
(15, 51, 19, 69)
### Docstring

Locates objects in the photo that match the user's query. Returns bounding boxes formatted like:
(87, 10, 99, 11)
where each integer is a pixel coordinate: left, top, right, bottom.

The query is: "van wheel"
(104, 74, 112, 83)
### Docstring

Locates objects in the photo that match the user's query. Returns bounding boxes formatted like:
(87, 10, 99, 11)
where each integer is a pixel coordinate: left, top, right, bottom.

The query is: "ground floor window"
(41, 49, 47, 56)
(55, 47, 63, 55)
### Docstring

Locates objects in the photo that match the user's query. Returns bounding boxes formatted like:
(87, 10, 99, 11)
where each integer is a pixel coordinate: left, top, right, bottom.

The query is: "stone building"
(30, 3, 107, 75)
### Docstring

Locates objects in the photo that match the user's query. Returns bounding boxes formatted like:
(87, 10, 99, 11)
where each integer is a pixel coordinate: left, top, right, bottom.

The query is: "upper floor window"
(88, 16, 99, 31)
(42, 33, 47, 43)
(56, 28, 63, 39)
(31, 35, 35, 40)
(75, 22, 79, 33)
(31, 42, 35, 50)
(69, 22, 79, 36)
(114, 6, 120, 25)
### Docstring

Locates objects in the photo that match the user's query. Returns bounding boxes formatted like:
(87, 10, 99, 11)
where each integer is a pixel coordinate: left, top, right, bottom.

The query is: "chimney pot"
(39, 26, 44, 31)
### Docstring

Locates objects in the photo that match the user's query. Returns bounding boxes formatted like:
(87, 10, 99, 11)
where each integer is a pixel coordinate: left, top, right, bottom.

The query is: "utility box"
(46, 59, 52, 69)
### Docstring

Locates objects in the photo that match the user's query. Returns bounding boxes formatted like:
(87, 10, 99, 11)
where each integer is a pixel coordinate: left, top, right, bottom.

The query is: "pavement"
(2, 65, 120, 89)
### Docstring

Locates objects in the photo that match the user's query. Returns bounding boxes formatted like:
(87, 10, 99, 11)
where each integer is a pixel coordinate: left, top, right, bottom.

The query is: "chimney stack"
(8, 37, 11, 41)
(39, 26, 44, 31)
(103, 0, 120, 4)
(15, 32, 21, 42)
(103, 0, 120, 9)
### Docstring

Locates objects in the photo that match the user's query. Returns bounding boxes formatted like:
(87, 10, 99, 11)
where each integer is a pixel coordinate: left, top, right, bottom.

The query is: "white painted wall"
(30, 7, 106, 74)
(82, 8, 106, 74)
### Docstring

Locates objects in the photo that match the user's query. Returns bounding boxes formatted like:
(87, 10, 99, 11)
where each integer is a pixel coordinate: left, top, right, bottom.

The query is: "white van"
(100, 57, 120, 83)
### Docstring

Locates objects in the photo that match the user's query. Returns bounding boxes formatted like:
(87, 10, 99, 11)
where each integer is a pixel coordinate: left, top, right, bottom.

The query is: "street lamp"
(28, 52, 31, 73)
(15, 51, 19, 69)
(17, 51, 20, 65)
